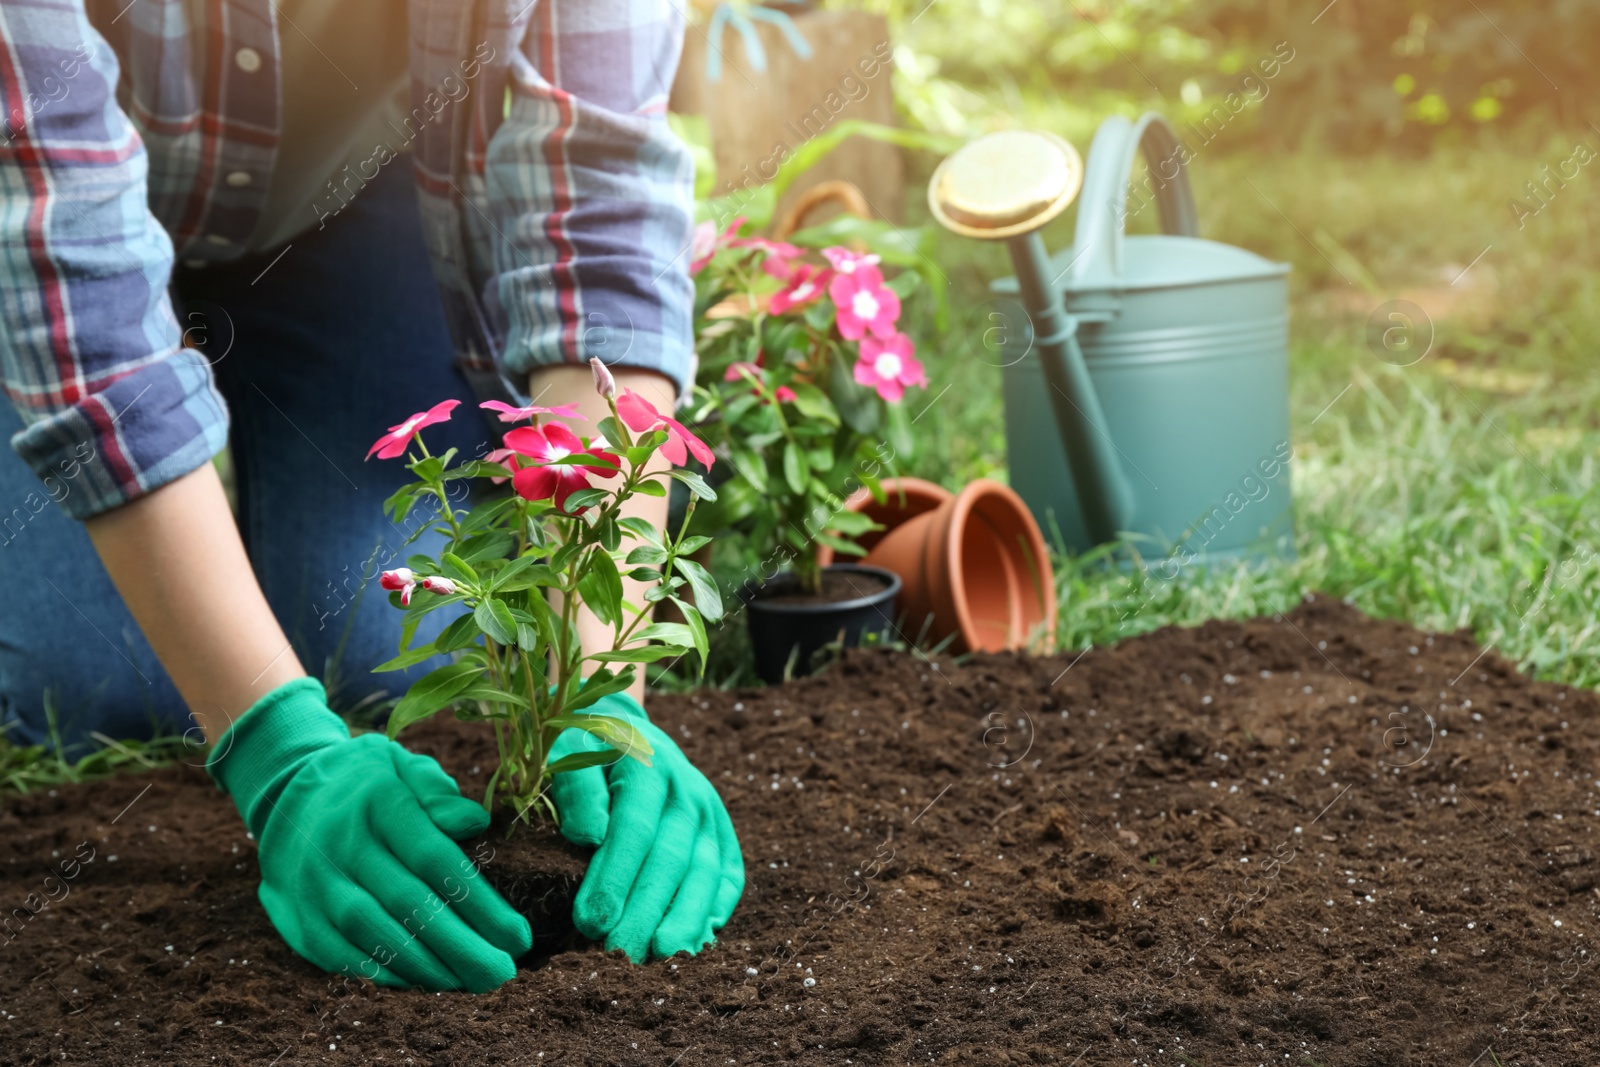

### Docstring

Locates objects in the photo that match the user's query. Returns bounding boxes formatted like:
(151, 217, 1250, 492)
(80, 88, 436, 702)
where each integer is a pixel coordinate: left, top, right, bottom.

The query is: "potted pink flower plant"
(684, 218, 930, 681)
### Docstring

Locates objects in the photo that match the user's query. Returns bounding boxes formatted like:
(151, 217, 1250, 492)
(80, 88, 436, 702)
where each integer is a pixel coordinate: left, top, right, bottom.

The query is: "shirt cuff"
(8, 353, 230, 521)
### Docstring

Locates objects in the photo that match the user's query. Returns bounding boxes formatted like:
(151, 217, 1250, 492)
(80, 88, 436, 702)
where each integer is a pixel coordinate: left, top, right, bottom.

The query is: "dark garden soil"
(5, 595, 1600, 1066)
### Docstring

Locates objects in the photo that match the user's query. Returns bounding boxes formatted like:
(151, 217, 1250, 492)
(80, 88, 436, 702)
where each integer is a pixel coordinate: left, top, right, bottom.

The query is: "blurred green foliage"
(860, 0, 1592, 150)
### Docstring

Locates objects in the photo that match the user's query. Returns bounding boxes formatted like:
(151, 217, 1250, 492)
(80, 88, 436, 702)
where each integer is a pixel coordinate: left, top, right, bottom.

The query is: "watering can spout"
(1004, 234, 1137, 542)
(928, 129, 1137, 545)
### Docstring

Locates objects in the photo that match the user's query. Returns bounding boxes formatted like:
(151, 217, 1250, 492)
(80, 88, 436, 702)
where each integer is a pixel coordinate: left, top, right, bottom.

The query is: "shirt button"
(234, 47, 262, 73)
(205, 234, 233, 246)
(225, 171, 251, 188)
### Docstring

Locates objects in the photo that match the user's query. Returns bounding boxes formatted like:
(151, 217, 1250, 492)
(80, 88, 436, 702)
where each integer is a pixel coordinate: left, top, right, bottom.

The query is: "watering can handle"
(1069, 112, 1199, 285)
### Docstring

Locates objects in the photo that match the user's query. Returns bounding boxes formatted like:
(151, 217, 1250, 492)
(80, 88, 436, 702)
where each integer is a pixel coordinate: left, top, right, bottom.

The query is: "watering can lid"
(992, 233, 1288, 297)
(994, 113, 1288, 297)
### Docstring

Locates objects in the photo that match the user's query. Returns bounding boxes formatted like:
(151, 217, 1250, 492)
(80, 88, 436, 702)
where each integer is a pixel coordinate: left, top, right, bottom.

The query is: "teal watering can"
(929, 114, 1294, 570)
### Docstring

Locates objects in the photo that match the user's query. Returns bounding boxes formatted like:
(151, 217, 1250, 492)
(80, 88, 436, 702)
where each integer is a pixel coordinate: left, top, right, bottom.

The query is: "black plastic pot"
(741, 564, 902, 684)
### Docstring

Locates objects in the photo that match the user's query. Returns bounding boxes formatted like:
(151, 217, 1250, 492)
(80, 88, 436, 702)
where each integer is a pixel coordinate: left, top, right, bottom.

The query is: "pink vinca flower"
(854, 332, 927, 403)
(616, 390, 715, 469)
(420, 576, 458, 596)
(821, 247, 881, 276)
(690, 215, 745, 274)
(479, 400, 584, 424)
(379, 568, 417, 606)
(366, 400, 459, 460)
(729, 234, 803, 279)
(503, 423, 620, 512)
(768, 263, 833, 316)
(829, 270, 900, 341)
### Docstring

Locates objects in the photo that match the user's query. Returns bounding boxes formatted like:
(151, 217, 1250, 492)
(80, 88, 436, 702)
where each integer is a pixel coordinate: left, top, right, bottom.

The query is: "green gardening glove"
(207, 677, 532, 992)
(548, 693, 744, 962)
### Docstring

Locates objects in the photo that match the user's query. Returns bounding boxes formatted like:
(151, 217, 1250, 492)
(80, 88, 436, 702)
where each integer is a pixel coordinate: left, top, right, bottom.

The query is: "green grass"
(896, 136, 1600, 690)
(0, 698, 193, 795)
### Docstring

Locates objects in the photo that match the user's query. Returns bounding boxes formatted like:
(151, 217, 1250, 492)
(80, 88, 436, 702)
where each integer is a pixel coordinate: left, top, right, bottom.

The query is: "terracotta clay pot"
(818, 478, 1056, 653)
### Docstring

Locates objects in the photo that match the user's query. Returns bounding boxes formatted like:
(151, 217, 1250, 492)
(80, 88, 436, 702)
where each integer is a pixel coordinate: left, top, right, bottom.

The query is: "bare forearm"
(529, 365, 674, 704)
(84, 462, 305, 742)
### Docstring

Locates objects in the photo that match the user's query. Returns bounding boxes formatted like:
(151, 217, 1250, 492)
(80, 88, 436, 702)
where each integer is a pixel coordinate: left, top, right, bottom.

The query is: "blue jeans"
(0, 163, 497, 752)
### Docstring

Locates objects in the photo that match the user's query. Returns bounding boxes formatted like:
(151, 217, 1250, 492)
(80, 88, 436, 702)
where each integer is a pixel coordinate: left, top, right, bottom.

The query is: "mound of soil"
(3, 595, 1598, 1065)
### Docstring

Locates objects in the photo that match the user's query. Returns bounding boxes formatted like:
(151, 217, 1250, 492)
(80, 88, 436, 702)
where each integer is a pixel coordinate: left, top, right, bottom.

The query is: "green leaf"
(561, 488, 610, 513)
(673, 557, 724, 622)
(371, 644, 443, 673)
(668, 468, 718, 502)
(743, 429, 784, 450)
(458, 529, 515, 564)
(560, 670, 636, 713)
(626, 545, 669, 566)
(830, 349, 880, 435)
(576, 550, 624, 628)
(676, 534, 713, 556)
(634, 621, 698, 647)
(782, 441, 809, 495)
(410, 456, 444, 481)
(385, 663, 483, 738)
(474, 598, 517, 645)
(543, 450, 619, 472)
(633, 479, 667, 497)
(493, 555, 558, 592)
(617, 517, 662, 545)
(515, 621, 545, 655)
(598, 515, 621, 552)
(523, 513, 549, 550)
(441, 552, 478, 583)
(589, 644, 687, 663)
(544, 714, 654, 765)
(435, 611, 482, 652)
(383, 483, 418, 522)
(668, 597, 711, 679)
(397, 593, 466, 650)
(789, 383, 839, 425)
(698, 470, 761, 530)
(816, 531, 867, 556)
(546, 748, 624, 776)
(729, 446, 768, 494)
(453, 684, 526, 706)
(443, 460, 515, 482)
(828, 509, 880, 536)
(885, 394, 916, 460)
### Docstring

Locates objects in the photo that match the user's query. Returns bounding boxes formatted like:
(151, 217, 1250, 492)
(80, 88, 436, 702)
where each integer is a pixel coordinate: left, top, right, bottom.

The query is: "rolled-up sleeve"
(483, 0, 695, 395)
(0, 0, 227, 520)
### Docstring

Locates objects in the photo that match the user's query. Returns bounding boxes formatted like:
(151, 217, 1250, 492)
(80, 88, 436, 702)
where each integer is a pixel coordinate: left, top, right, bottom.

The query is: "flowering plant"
(366, 361, 721, 823)
(684, 218, 930, 595)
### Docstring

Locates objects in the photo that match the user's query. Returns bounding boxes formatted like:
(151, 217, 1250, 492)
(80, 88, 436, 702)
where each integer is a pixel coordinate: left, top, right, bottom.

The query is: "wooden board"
(672, 8, 904, 226)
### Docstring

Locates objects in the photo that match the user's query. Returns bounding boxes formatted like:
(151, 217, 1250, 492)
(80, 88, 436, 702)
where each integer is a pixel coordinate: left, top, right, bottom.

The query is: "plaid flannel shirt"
(0, 0, 695, 519)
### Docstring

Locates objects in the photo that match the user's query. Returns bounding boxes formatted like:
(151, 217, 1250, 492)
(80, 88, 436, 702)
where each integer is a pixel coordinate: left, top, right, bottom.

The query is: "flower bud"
(590, 357, 617, 400)
(378, 568, 415, 591)
(421, 576, 458, 596)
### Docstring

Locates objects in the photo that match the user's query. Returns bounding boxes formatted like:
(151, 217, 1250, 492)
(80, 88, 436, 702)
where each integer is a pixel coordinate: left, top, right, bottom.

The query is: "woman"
(0, 0, 742, 992)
